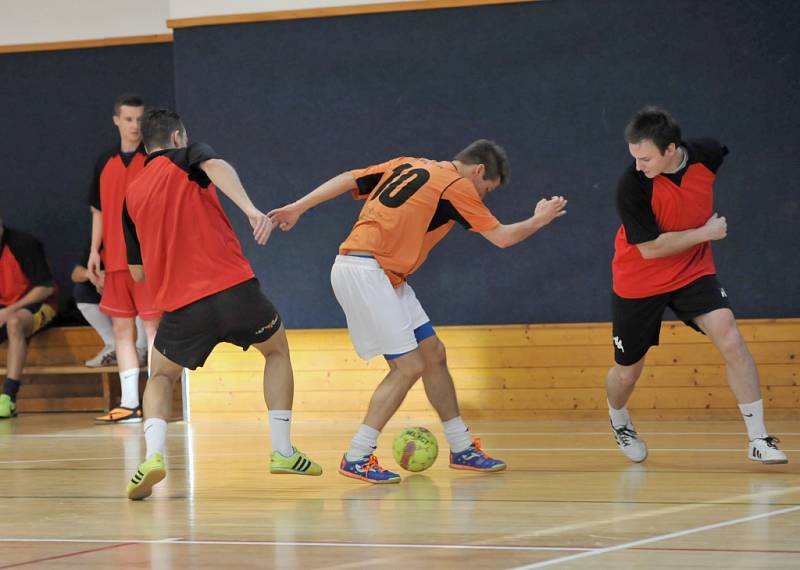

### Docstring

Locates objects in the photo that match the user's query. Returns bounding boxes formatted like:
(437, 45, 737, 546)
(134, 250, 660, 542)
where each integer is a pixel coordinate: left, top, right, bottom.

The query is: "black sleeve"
(122, 200, 142, 265)
(87, 152, 111, 210)
(689, 138, 729, 174)
(185, 142, 222, 188)
(615, 169, 660, 244)
(354, 173, 384, 197)
(12, 235, 54, 287)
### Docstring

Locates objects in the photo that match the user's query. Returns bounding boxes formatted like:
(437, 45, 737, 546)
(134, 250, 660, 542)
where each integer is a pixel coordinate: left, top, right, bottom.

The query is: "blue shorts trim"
(384, 350, 412, 360)
(413, 321, 436, 343)
(383, 322, 436, 360)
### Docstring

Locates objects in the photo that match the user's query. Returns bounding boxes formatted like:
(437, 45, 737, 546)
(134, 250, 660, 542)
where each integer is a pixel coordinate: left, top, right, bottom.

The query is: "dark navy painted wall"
(4, 0, 798, 328)
(0, 42, 175, 317)
(170, 0, 799, 328)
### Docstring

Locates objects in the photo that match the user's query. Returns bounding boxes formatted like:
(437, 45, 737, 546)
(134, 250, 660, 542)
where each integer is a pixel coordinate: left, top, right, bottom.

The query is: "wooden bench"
(0, 326, 182, 416)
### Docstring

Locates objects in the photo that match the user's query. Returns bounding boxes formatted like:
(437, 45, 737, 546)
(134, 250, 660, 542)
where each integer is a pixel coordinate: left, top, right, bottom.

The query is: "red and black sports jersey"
(340, 157, 500, 286)
(123, 143, 255, 312)
(0, 227, 57, 309)
(612, 138, 728, 299)
(87, 144, 147, 272)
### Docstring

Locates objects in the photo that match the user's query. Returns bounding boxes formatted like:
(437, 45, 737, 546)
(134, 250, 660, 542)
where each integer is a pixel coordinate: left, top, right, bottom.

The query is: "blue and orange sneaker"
(339, 454, 401, 484)
(450, 438, 507, 472)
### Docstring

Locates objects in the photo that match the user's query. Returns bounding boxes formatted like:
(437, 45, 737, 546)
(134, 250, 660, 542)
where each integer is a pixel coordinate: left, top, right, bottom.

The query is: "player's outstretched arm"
(480, 196, 567, 248)
(268, 172, 357, 231)
(200, 159, 273, 246)
(636, 213, 727, 259)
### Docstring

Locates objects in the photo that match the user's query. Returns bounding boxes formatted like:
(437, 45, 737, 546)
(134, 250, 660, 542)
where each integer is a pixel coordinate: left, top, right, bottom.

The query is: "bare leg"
(417, 335, 459, 422)
(251, 324, 294, 410)
(5, 309, 34, 379)
(142, 347, 183, 421)
(363, 350, 425, 431)
(113, 317, 139, 371)
(606, 356, 647, 410)
(693, 308, 760, 403)
(141, 317, 160, 370)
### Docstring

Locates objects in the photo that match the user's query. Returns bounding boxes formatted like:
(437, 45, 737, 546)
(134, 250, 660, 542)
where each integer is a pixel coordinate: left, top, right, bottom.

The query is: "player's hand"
(268, 203, 303, 232)
(0, 307, 10, 327)
(704, 213, 727, 241)
(95, 270, 105, 292)
(533, 196, 568, 225)
(86, 250, 102, 286)
(248, 209, 274, 246)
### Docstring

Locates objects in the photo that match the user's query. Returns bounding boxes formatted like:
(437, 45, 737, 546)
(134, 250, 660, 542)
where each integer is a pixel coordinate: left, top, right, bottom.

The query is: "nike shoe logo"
(743, 413, 754, 417)
(275, 417, 290, 422)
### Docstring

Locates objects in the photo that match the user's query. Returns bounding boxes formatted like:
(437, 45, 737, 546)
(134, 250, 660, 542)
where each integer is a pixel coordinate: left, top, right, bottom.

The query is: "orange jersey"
(340, 157, 499, 286)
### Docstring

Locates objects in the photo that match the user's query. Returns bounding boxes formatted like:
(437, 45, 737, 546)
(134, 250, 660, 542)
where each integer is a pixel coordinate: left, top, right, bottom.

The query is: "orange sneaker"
(95, 406, 142, 424)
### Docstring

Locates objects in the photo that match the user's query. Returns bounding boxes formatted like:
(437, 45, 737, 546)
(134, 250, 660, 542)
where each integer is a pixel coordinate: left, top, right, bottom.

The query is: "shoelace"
(762, 436, 781, 449)
(471, 437, 489, 457)
(363, 455, 385, 473)
(613, 425, 638, 446)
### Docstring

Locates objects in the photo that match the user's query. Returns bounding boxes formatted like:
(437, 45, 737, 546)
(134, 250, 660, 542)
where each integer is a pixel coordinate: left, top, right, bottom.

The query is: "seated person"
(0, 218, 58, 418)
(71, 246, 147, 368)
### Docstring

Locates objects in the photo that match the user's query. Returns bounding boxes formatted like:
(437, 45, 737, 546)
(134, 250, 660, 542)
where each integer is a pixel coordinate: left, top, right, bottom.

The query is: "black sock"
(3, 378, 21, 402)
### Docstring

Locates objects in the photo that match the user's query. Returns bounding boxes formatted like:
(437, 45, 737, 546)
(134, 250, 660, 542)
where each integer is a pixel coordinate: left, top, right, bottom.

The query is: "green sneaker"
(270, 448, 322, 476)
(127, 452, 166, 500)
(0, 394, 17, 419)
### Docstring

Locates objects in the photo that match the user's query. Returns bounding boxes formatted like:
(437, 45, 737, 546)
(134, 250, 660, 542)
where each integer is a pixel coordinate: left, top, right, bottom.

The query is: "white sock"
(135, 317, 147, 353)
(739, 399, 768, 440)
(119, 368, 140, 409)
(144, 418, 167, 459)
(268, 410, 293, 456)
(608, 399, 631, 427)
(443, 416, 473, 453)
(77, 303, 115, 348)
(346, 424, 380, 462)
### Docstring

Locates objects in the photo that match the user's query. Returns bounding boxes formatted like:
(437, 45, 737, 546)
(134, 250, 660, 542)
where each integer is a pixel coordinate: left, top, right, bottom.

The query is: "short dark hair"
(141, 108, 184, 150)
(113, 93, 145, 115)
(624, 106, 682, 154)
(453, 139, 510, 185)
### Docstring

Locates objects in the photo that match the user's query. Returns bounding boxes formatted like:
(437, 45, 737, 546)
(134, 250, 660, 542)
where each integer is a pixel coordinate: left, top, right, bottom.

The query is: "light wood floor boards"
(1, 414, 799, 568)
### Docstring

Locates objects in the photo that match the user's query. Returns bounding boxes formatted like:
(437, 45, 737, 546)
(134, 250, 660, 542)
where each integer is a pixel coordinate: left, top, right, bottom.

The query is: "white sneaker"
(748, 436, 788, 464)
(611, 421, 648, 463)
(85, 346, 116, 368)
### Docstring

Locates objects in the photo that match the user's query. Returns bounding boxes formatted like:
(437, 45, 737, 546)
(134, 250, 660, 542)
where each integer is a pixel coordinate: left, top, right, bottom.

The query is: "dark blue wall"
(170, 0, 799, 328)
(0, 42, 175, 318)
(5, 0, 798, 328)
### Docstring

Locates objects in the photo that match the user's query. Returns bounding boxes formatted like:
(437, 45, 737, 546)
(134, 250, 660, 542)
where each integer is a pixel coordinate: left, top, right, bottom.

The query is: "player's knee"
(112, 318, 135, 340)
(424, 338, 447, 369)
(717, 327, 750, 364)
(6, 313, 26, 338)
(614, 365, 641, 387)
(396, 353, 425, 383)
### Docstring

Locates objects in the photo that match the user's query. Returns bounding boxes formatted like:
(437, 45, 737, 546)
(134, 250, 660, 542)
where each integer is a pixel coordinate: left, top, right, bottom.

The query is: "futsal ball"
(392, 427, 439, 472)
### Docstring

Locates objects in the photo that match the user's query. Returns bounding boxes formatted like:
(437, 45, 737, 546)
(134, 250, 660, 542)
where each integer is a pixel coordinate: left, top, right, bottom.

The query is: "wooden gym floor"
(0, 414, 798, 569)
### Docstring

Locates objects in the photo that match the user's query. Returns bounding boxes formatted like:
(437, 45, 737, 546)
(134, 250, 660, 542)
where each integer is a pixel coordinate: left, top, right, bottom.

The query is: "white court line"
(471, 485, 800, 546)
(0, 537, 591, 552)
(506, 504, 800, 569)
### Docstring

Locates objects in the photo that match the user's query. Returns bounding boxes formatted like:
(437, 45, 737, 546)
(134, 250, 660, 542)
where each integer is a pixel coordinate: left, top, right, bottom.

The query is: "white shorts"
(330, 255, 431, 360)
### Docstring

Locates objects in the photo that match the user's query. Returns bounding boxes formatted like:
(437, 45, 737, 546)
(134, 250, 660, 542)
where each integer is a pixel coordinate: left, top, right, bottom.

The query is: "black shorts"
(0, 302, 56, 344)
(154, 278, 283, 370)
(73, 280, 101, 305)
(612, 274, 731, 366)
